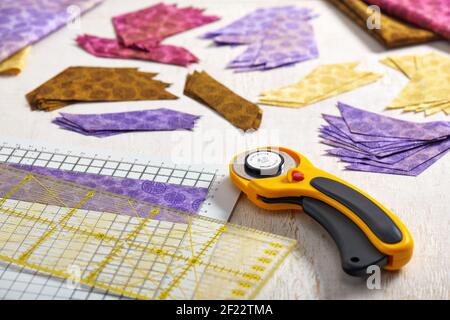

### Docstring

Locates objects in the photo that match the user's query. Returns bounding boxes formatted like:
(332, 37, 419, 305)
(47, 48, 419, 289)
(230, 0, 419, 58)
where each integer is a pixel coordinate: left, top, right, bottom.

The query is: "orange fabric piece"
(184, 71, 262, 131)
(26, 67, 177, 111)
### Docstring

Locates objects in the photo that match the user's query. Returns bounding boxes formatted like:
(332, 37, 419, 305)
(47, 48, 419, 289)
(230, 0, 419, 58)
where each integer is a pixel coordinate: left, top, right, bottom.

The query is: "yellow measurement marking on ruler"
(29, 174, 69, 208)
(0, 204, 249, 277)
(86, 216, 151, 282)
(0, 174, 32, 206)
(158, 225, 227, 299)
(86, 208, 160, 283)
(18, 191, 94, 261)
(0, 253, 154, 300)
(0, 164, 296, 300)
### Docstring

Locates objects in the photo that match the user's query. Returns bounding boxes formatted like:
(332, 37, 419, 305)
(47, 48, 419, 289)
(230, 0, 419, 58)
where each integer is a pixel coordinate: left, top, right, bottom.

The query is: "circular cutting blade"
(232, 148, 297, 180)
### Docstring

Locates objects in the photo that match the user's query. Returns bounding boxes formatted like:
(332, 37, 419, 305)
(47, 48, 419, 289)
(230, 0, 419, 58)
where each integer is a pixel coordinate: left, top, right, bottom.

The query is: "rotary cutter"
(230, 147, 413, 276)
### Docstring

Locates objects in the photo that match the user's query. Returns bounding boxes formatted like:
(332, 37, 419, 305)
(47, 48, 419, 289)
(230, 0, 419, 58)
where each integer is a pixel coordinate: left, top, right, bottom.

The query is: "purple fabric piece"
(338, 102, 450, 140)
(227, 21, 318, 71)
(320, 133, 429, 157)
(339, 139, 450, 171)
(321, 138, 409, 158)
(53, 119, 119, 137)
(322, 139, 372, 155)
(345, 151, 448, 176)
(7, 164, 208, 213)
(322, 123, 432, 150)
(323, 115, 414, 143)
(52, 109, 200, 137)
(326, 144, 431, 164)
(203, 6, 315, 38)
(0, 0, 103, 62)
(321, 127, 430, 154)
(320, 102, 450, 176)
(203, 6, 318, 71)
(53, 113, 125, 137)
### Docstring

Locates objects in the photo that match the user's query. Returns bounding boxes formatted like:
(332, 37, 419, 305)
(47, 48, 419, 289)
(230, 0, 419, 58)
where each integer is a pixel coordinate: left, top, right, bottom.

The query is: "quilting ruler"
(0, 165, 296, 300)
(0, 137, 241, 299)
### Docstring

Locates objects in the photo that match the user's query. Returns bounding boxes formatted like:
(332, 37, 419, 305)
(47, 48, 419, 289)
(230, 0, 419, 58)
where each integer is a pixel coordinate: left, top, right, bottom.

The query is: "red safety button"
(292, 171, 304, 182)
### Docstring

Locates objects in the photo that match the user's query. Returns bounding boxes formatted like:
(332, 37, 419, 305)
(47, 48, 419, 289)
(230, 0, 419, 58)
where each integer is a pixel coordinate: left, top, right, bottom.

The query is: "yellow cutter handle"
(288, 167, 413, 272)
(248, 168, 413, 274)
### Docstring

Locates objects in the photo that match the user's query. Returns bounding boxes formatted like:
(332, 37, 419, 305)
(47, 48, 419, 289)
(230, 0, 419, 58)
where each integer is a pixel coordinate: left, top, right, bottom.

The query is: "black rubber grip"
(310, 177, 402, 244)
(262, 196, 388, 276)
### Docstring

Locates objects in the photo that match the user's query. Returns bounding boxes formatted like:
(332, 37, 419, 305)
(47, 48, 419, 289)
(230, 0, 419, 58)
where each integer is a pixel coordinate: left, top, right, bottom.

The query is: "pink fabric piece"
(112, 2, 220, 49)
(76, 34, 198, 66)
(366, 0, 450, 40)
(76, 2, 219, 66)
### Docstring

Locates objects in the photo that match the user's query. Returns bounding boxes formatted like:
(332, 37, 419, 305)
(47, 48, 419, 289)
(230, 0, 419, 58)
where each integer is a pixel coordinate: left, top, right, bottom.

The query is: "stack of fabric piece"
(381, 52, 450, 116)
(26, 67, 177, 111)
(320, 102, 450, 176)
(366, 0, 450, 41)
(328, 0, 439, 48)
(258, 62, 382, 107)
(184, 71, 263, 131)
(53, 109, 201, 137)
(77, 3, 219, 66)
(203, 6, 319, 71)
(0, 0, 103, 75)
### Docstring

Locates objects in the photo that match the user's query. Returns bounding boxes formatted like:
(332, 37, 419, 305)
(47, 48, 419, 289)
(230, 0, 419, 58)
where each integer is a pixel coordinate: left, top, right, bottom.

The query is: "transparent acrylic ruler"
(0, 165, 296, 300)
(0, 137, 241, 299)
(0, 137, 238, 221)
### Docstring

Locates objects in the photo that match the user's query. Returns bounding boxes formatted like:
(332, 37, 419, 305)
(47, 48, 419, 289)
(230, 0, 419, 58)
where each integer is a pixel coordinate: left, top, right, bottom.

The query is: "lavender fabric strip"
(53, 109, 200, 137)
(203, 6, 315, 38)
(203, 6, 318, 71)
(323, 115, 414, 143)
(321, 137, 373, 155)
(53, 112, 125, 137)
(6, 164, 208, 213)
(344, 151, 448, 176)
(339, 139, 450, 171)
(228, 19, 318, 71)
(321, 127, 430, 154)
(320, 102, 450, 176)
(338, 102, 450, 140)
(0, 0, 103, 62)
(326, 144, 431, 164)
(320, 133, 428, 158)
(53, 119, 119, 137)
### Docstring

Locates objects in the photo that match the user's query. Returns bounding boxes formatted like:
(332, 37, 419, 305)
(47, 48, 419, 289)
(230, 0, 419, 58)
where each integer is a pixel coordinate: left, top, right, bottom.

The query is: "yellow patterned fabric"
(258, 62, 382, 108)
(382, 52, 450, 116)
(328, 0, 438, 48)
(0, 46, 31, 76)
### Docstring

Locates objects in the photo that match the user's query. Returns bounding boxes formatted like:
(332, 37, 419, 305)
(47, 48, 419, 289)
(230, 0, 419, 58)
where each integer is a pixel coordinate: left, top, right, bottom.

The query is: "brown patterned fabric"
(328, 0, 438, 48)
(26, 67, 178, 111)
(184, 71, 262, 131)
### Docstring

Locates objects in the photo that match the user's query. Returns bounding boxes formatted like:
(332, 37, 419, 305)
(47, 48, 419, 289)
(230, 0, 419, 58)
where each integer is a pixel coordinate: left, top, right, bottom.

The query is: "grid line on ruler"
(0, 143, 219, 300)
(0, 165, 295, 300)
(0, 145, 216, 189)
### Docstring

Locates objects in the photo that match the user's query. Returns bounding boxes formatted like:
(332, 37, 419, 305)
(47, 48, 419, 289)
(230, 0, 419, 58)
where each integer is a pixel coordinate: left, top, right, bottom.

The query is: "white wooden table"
(1, 0, 449, 299)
